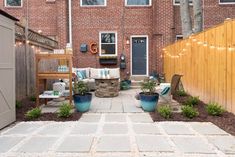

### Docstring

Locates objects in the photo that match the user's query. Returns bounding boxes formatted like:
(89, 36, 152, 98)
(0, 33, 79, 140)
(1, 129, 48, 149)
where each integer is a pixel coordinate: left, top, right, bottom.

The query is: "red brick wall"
(72, 0, 154, 77)
(1, 0, 235, 76)
(0, 0, 66, 48)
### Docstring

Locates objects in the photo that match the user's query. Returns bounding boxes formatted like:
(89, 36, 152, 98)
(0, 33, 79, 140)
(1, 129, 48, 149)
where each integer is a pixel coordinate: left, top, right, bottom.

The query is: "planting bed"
(16, 98, 82, 122)
(150, 94, 235, 136)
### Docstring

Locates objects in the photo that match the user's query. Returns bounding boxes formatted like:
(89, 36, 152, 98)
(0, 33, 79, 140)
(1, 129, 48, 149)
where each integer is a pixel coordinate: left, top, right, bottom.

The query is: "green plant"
(181, 105, 199, 119)
(73, 81, 89, 95)
(58, 103, 72, 118)
(206, 102, 225, 116)
(184, 96, 200, 106)
(16, 100, 22, 109)
(25, 107, 41, 120)
(176, 90, 187, 97)
(158, 105, 172, 119)
(29, 96, 36, 102)
(141, 79, 157, 95)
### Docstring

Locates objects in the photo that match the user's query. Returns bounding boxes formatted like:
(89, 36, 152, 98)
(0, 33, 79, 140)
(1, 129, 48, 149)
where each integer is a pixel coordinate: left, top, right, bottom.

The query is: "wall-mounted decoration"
(80, 43, 88, 53)
(89, 42, 98, 54)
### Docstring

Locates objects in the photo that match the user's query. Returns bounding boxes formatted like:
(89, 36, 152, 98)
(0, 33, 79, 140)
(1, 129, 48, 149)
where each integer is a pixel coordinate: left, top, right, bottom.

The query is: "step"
(130, 76, 148, 81)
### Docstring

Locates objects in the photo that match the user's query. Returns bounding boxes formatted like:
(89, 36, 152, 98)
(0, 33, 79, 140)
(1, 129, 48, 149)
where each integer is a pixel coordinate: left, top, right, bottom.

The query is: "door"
(131, 36, 148, 76)
(0, 15, 16, 129)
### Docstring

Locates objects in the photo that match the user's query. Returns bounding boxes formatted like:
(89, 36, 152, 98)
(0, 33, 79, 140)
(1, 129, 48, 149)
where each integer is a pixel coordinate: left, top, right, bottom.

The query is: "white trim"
(176, 35, 183, 41)
(173, 0, 193, 6)
(80, 0, 107, 7)
(130, 35, 149, 76)
(4, 0, 23, 8)
(125, 0, 152, 7)
(99, 31, 118, 56)
(219, 0, 235, 5)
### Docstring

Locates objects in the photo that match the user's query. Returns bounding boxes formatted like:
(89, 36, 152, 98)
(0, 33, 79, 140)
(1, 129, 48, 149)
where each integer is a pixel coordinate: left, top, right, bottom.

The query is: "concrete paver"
(56, 136, 93, 152)
(16, 136, 57, 153)
(96, 136, 131, 152)
(190, 123, 228, 135)
(3, 123, 43, 135)
(129, 114, 153, 123)
(171, 137, 215, 154)
(105, 114, 127, 122)
(0, 137, 23, 153)
(79, 114, 101, 122)
(136, 136, 174, 152)
(103, 124, 128, 134)
(160, 123, 194, 135)
(133, 124, 161, 134)
(208, 136, 235, 154)
(71, 123, 98, 134)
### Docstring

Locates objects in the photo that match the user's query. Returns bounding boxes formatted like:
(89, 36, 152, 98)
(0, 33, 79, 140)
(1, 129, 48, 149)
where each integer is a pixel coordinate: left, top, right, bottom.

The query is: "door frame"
(130, 35, 149, 76)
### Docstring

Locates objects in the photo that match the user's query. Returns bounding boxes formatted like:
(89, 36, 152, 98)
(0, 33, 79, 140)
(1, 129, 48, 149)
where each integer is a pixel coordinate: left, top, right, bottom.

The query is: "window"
(176, 35, 183, 41)
(99, 32, 117, 56)
(125, 0, 151, 6)
(5, 0, 22, 7)
(173, 0, 193, 5)
(219, 0, 235, 4)
(80, 0, 106, 6)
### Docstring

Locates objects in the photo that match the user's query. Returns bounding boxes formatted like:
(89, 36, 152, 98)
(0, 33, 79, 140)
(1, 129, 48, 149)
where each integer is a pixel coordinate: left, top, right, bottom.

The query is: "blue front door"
(132, 37, 147, 75)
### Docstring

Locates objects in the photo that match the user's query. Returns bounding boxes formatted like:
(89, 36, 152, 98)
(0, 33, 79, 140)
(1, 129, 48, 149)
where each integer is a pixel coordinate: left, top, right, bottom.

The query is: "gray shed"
(0, 10, 18, 129)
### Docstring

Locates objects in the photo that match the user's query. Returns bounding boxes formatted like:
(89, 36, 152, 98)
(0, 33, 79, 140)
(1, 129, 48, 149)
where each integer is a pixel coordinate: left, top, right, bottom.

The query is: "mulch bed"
(150, 94, 235, 136)
(16, 98, 82, 122)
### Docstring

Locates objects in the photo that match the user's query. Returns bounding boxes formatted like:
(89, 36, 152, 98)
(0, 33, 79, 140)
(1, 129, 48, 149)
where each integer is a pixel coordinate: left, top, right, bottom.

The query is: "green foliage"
(57, 103, 72, 118)
(25, 107, 41, 120)
(16, 100, 22, 109)
(29, 96, 36, 102)
(158, 105, 172, 119)
(181, 105, 199, 119)
(73, 81, 89, 95)
(206, 102, 225, 116)
(184, 96, 200, 106)
(176, 90, 187, 97)
(141, 79, 157, 95)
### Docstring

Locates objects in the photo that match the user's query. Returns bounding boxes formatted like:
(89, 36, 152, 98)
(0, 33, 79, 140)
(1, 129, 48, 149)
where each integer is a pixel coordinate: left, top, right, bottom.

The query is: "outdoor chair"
(156, 74, 183, 104)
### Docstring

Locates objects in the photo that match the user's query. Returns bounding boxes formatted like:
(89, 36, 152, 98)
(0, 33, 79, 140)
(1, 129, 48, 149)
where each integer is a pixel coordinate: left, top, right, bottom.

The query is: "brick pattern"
(1, 0, 235, 76)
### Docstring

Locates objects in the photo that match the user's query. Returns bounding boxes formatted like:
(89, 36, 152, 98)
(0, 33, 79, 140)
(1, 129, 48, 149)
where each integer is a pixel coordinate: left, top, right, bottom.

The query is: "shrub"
(158, 105, 172, 119)
(16, 100, 22, 109)
(141, 79, 156, 95)
(184, 96, 200, 106)
(58, 103, 72, 118)
(206, 102, 225, 116)
(181, 105, 199, 119)
(176, 90, 187, 97)
(73, 81, 89, 95)
(25, 107, 41, 120)
(29, 96, 36, 102)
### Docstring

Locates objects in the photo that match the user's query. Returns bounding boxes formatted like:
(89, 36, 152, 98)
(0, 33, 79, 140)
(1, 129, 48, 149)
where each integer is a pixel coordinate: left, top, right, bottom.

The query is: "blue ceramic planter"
(139, 92, 159, 112)
(73, 93, 92, 112)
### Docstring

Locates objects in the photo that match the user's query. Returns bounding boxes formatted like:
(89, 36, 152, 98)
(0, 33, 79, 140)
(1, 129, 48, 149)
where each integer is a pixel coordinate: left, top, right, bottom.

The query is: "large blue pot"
(139, 92, 159, 112)
(73, 93, 92, 112)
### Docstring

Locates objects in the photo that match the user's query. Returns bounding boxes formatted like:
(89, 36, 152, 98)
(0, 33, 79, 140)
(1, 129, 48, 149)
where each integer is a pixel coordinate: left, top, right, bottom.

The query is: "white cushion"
(108, 68, 120, 78)
(90, 68, 104, 78)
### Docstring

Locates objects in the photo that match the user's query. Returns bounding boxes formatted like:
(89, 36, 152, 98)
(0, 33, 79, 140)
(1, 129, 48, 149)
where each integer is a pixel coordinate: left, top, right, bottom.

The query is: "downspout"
(68, 0, 72, 47)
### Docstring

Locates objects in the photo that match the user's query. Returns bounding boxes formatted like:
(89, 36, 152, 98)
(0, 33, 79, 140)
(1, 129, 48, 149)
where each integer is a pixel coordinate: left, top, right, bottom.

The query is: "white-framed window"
(99, 32, 117, 56)
(80, 0, 106, 7)
(176, 35, 183, 41)
(5, 0, 22, 7)
(173, 0, 193, 6)
(219, 0, 235, 4)
(125, 0, 152, 6)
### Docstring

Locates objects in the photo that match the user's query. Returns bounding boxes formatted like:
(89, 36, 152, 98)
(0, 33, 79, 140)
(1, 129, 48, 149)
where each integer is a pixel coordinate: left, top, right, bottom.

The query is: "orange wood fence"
(163, 19, 235, 114)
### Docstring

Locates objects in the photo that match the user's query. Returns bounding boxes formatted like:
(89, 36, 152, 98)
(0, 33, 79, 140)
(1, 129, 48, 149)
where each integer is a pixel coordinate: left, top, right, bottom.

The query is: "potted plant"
(139, 79, 159, 112)
(73, 81, 92, 112)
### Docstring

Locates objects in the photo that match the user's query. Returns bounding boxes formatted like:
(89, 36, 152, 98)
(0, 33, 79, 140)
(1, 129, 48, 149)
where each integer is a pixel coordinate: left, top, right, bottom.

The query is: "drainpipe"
(68, 0, 72, 47)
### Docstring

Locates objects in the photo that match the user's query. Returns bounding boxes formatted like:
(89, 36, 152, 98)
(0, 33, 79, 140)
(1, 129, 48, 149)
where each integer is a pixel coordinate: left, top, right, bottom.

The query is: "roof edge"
(0, 9, 19, 21)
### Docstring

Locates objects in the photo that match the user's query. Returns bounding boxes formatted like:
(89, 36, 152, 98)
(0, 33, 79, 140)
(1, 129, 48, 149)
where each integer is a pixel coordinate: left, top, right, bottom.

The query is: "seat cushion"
(108, 68, 120, 78)
(90, 68, 104, 78)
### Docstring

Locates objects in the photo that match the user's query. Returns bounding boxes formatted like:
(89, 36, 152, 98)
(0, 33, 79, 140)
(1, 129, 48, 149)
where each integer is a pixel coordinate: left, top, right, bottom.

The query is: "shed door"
(0, 17, 15, 129)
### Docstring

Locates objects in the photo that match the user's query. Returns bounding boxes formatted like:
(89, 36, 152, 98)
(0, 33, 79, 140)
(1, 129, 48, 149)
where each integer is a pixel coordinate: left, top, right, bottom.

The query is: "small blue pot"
(73, 93, 92, 112)
(139, 92, 159, 112)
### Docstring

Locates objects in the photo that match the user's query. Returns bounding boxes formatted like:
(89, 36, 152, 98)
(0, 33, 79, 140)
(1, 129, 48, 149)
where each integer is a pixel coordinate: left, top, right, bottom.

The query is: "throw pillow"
(76, 70, 87, 80)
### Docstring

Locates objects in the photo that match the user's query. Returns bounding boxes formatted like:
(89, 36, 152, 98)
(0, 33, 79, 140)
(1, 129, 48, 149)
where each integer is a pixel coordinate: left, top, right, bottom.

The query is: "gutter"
(68, 0, 72, 47)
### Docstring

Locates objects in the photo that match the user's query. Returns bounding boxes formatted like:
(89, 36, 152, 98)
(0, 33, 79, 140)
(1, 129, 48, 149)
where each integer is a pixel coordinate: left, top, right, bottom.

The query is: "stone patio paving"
(0, 89, 235, 157)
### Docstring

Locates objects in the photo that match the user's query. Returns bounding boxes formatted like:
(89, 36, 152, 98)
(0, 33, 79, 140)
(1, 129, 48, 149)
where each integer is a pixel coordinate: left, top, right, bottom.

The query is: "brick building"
(1, 0, 235, 78)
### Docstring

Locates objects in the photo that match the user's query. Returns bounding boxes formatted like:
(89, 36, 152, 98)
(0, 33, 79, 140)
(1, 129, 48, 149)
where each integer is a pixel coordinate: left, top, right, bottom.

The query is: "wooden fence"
(15, 44, 58, 100)
(163, 19, 235, 114)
